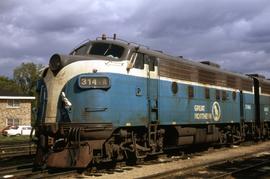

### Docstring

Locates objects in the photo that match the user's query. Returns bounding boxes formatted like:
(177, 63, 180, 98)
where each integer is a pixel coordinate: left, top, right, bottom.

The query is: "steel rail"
(0, 163, 33, 174)
(210, 159, 270, 179)
(136, 151, 270, 179)
(0, 165, 78, 179)
(0, 144, 36, 159)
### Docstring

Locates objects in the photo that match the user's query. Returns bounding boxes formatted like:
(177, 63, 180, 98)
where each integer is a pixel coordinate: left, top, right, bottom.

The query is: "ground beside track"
(69, 141, 270, 179)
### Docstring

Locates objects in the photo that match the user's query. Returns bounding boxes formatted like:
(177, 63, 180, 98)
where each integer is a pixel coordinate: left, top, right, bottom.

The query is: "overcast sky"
(1, 0, 270, 78)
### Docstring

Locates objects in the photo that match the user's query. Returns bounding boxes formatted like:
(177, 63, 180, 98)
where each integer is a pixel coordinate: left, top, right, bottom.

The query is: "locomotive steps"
(85, 141, 270, 179)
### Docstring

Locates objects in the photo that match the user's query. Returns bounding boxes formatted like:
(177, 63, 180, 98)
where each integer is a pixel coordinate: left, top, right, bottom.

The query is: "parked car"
(1, 125, 11, 136)
(5, 125, 33, 136)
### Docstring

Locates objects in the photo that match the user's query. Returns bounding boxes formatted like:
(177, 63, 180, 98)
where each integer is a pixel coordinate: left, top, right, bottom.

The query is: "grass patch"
(0, 135, 32, 144)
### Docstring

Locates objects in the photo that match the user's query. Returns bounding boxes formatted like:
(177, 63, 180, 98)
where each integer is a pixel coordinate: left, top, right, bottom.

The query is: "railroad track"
(1, 141, 269, 178)
(0, 163, 33, 174)
(0, 143, 36, 159)
(83, 150, 199, 177)
(208, 153, 270, 179)
(139, 152, 270, 179)
(68, 143, 259, 177)
(0, 163, 78, 179)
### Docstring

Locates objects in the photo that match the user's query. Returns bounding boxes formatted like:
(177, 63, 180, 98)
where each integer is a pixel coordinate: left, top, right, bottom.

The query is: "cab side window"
(134, 53, 144, 69)
(148, 56, 157, 71)
(134, 53, 157, 71)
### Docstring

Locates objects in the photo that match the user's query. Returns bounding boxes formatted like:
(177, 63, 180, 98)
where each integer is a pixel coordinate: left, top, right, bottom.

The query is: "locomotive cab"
(35, 35, 161, 168)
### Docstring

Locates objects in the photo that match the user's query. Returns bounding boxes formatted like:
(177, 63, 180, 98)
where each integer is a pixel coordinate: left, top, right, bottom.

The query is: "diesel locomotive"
(34, 34, 270, 168)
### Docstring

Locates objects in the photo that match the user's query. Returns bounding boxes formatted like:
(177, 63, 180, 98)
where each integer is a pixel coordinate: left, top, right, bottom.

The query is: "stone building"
(0, 89, 35, 130)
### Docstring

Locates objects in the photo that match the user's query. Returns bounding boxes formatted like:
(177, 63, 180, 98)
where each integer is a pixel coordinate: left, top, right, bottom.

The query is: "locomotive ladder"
(148, 122, 158, 151)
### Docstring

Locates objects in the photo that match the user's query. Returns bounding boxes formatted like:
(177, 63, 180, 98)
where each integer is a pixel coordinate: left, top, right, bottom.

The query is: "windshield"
(70, 43, 89, 55)
(89, 42, 124, 59)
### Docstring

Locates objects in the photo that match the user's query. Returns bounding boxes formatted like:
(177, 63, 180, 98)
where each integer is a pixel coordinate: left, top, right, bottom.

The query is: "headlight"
(49, 54, 62, 75)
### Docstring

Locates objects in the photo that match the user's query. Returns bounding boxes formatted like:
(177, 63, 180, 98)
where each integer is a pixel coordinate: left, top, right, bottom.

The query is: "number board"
(78, 76, 110, 89)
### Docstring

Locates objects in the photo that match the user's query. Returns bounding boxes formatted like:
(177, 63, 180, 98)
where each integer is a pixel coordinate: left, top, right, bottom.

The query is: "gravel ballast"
(81, 141, 270, 179)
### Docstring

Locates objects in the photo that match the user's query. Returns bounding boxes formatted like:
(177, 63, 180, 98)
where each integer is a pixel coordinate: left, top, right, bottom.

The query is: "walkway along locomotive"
(35, 34, 270, 168)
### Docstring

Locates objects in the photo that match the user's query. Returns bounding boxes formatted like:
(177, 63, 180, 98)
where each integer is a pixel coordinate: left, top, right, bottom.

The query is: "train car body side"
(34, 36, 270, 169)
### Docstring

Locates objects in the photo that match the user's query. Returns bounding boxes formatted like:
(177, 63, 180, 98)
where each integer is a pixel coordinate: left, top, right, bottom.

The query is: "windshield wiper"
(103, 44, 111, 56)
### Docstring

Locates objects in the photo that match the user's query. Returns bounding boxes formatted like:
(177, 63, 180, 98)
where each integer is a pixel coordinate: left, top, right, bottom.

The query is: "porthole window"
(171, 82, 178, 94)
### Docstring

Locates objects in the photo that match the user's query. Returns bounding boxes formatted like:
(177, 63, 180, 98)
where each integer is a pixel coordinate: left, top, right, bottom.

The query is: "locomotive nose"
(49, 53, 95, 76)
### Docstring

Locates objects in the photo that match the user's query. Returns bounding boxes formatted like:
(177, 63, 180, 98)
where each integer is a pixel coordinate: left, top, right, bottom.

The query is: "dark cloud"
(125, 0, 270, 77)
(0, 0, 270, 78)
(133, 0, 268, 38)
(0, 1, 22, 14)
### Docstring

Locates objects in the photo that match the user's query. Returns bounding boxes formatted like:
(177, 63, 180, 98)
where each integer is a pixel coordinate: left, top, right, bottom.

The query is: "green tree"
(13, 62, 44, 96)
(0, 76, 21, 93)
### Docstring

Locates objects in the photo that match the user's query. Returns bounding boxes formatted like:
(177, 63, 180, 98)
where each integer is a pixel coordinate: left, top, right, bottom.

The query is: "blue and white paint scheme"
(35, 35, 270, 169)
(40, 40, 257, 128)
